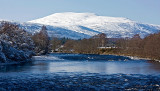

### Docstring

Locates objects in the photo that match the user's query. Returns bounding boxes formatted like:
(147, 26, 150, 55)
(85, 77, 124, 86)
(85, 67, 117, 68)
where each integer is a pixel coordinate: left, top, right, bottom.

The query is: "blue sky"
(0, 0, 160, 24)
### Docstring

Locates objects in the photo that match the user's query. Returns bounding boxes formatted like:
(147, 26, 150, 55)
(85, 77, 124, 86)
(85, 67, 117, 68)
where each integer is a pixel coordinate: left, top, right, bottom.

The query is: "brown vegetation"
(32, 26, 49, 55)
(50, 32, 160, 60)
(50, 33, 108, 54)
(0, 21, 35, 51)
(116, 33, 160, 60)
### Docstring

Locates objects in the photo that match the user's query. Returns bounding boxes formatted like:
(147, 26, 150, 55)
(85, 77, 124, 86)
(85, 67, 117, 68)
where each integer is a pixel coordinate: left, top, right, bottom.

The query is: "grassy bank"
(98, 48, 160, 62)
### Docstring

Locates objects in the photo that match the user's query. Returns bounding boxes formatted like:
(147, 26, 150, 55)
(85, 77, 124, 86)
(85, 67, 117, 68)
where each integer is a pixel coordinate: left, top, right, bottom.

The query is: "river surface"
(0, 53, 160, 90)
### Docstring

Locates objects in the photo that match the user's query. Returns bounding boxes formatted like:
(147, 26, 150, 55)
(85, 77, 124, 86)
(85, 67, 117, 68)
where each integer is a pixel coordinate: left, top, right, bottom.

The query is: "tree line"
(116, 33, 160, 60)
(49, 33, 108, 54)
(0, 21, 50, 56)
(1, 21, 160, 60)
(49, 31, 160, 60)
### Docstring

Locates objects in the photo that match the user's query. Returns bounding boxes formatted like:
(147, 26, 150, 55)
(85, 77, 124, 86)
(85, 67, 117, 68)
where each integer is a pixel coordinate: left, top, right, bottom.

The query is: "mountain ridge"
(27, 12, 160, 39)
(1, 12, 160, 39)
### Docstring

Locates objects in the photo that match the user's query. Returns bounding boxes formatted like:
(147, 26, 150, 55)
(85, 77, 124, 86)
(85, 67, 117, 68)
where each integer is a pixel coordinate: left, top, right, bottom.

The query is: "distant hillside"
(1, 12, 160, 39)
(28, 12, 160, 39)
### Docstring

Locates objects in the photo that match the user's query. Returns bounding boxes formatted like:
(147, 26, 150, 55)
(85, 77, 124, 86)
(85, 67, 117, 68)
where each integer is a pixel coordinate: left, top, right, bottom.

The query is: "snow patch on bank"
(127, 56, 160, 62)
(32, 56, 63, 61)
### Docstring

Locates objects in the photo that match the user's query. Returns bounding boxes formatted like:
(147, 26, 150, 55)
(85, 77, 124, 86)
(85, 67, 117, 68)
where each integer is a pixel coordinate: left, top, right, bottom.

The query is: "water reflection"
(47, 60, 160, 74)
(0, 61, 33, 72)
(147, 60, 160, 72)
(0, 53, 160, 75)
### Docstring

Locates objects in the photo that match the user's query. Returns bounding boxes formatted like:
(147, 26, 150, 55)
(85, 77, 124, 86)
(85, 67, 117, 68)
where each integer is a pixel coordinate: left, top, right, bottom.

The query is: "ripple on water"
(1, 73, 160, 90)
(0, 53, 160, 90)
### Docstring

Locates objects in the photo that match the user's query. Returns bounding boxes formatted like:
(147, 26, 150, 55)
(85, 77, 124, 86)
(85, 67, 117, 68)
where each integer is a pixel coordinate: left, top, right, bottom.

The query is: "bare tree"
(32, 25, 49, 55)
(50, 37, 61, 52)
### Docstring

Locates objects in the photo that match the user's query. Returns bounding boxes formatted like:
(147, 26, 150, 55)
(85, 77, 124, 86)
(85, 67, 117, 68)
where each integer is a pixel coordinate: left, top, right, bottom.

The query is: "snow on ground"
(29, 12, 133, 26)
(32, 56, 63, 61)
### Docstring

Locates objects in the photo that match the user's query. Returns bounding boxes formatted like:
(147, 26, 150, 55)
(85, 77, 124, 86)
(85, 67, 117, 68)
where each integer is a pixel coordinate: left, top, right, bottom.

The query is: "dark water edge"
(0, 59, 32, 66)
(58, 52, 160, 62)
(0, 72, 160, 91)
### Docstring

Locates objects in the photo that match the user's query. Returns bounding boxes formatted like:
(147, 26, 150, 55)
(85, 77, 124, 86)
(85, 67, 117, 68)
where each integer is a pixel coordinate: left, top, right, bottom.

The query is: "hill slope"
(28, 12, 160, 39)
(2, 12, 160, 39)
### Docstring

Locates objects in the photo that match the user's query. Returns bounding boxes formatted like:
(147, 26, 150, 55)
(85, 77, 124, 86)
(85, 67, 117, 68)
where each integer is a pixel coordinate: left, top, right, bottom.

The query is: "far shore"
(1, 52, 160, 65)
(50, 52, 160, 62)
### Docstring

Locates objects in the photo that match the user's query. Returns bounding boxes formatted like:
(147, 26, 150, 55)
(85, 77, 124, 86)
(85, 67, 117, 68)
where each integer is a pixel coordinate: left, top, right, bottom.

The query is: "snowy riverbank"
(0, 41, 34, 64)
(32, 55, 62, 61)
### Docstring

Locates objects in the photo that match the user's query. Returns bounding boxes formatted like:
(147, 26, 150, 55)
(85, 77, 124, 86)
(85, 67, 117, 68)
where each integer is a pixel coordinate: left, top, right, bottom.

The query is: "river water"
(0, 53, 160, 90)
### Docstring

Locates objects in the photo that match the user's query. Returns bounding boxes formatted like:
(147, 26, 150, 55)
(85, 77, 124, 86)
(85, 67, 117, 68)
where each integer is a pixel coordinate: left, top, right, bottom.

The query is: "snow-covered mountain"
(27, 12, 160, 39)
(2, 12, 160, 39)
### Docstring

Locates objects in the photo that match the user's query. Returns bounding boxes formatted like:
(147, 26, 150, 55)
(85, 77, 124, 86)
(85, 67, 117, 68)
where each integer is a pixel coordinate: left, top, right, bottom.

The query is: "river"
(0, 53, 160, 90)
